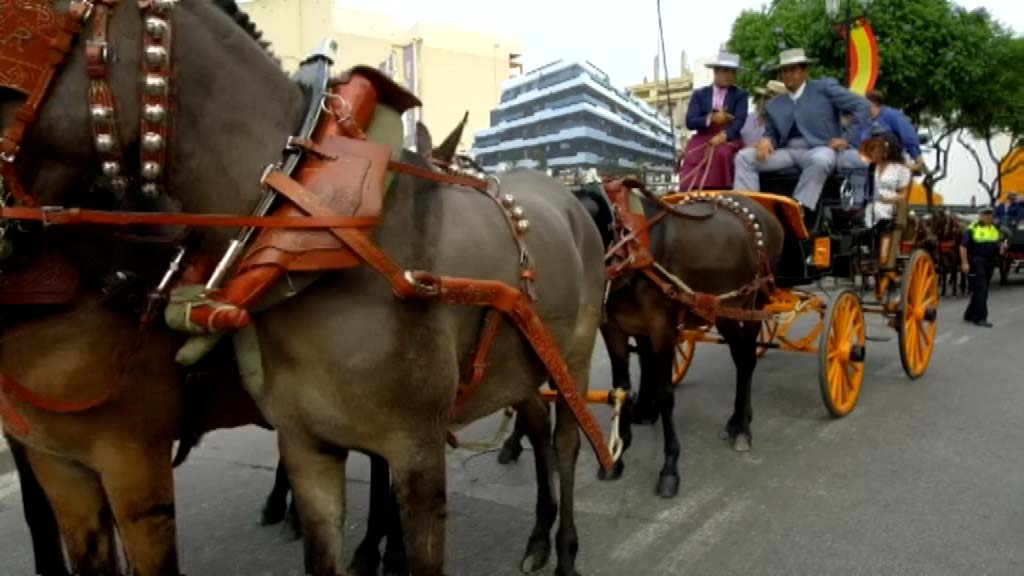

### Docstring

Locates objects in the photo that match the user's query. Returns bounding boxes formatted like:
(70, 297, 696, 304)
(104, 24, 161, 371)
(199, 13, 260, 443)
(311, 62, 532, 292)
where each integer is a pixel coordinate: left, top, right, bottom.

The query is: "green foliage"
(727, 0, 1014, 124)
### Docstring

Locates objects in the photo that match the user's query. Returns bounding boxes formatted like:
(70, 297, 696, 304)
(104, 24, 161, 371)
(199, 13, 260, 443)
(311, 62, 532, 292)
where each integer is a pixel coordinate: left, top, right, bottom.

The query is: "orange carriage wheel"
(899, 250, 939, 379)
(817, 289, 866, 418)
(672, 332, 698, 385)
(756, 319, 778, 358)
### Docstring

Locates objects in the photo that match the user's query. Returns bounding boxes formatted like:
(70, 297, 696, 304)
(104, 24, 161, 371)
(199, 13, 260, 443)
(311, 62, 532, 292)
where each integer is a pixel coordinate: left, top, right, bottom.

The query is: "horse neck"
(165, 1, 305, 250)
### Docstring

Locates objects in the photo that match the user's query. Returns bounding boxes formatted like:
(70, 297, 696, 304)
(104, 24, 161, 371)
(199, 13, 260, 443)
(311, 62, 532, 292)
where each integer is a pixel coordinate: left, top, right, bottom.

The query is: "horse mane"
(211, 0, 278, 63)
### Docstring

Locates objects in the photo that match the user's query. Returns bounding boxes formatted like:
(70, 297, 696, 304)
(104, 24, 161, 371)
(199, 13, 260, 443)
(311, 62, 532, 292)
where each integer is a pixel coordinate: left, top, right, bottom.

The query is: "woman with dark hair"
(860, 131, 911, 268)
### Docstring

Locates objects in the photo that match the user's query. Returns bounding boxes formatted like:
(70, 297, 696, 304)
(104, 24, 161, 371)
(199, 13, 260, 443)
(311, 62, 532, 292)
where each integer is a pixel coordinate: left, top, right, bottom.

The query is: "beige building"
(627, 52, 694, 150)
(239, 1, 522, 152)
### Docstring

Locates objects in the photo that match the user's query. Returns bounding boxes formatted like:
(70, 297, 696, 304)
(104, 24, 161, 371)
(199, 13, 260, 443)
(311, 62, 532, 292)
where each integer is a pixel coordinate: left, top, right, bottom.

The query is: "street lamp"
(826, 0, 872, 87)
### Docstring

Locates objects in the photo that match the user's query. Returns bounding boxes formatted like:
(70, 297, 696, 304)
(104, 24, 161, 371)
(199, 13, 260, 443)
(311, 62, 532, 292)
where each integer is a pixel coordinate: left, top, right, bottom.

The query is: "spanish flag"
(847, 18, 879, 95)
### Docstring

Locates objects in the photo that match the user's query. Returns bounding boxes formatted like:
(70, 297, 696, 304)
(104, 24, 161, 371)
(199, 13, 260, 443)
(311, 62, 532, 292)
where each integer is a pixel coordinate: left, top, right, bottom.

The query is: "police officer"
(960, 206, 1002, 327)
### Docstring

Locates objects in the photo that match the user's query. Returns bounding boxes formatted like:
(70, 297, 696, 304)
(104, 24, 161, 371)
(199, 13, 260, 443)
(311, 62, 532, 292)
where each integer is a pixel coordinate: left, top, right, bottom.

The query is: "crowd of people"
(677, 46, 1015, 328)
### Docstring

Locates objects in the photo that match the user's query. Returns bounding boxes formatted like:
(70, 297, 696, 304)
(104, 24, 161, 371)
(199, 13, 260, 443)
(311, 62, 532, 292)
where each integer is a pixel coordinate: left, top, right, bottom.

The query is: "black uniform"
(962, 222, 1001, 324)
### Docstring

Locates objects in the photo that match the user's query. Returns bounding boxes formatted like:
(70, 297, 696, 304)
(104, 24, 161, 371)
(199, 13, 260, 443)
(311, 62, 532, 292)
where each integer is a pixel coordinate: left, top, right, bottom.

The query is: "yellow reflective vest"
(969, 222, 1000, 243)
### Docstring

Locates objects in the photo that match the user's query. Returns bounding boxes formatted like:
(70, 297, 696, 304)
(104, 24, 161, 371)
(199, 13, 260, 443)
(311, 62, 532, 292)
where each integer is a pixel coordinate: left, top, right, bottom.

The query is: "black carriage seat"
(757, 169, 869, 286)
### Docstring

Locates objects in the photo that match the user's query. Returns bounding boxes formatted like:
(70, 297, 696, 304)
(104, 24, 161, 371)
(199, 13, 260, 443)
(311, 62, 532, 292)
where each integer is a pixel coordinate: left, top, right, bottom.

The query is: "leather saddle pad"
(236, 104, 403, 275)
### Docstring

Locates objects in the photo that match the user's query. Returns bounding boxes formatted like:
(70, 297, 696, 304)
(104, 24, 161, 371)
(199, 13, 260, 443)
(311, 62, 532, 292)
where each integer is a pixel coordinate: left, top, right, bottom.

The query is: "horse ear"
(415, 121, 433, 159)
(432, 111, 469, 164)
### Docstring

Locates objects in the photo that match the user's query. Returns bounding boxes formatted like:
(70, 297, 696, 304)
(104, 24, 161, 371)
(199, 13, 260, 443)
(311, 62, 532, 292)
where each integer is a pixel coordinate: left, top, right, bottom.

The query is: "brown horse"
(504, 184, 785, 498)
(932, 209, 966, 296)
(1, 293, 263, 576)
(1, 2, 606, 575)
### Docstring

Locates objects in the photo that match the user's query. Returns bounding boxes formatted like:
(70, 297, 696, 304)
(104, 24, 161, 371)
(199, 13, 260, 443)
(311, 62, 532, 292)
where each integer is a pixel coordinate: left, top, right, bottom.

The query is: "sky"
(341, 0, 1023, 89)
(333, 0, 1022, 202)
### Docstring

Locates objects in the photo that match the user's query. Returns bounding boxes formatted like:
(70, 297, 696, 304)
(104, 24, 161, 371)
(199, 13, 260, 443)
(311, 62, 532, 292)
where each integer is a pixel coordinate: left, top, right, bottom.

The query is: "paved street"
(2, 280, 1023, 575)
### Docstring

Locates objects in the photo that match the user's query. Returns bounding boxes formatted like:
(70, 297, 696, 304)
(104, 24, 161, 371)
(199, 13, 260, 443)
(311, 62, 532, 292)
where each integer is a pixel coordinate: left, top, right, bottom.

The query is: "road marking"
(657, 496, 752, 574)
(611, 485, 723, 561)
(953, 334, 974, 346)
(934, 332, 952, 344)
(0, 471, 19, 502)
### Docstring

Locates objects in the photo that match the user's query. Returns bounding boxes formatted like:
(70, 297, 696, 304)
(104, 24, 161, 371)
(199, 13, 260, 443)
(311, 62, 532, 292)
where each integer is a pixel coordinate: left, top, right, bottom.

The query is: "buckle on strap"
(0, 139, 19, 164)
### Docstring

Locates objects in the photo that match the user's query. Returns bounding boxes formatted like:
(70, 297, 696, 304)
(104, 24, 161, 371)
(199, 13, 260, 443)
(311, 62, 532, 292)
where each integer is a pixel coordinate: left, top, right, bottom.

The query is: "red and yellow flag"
(847, 18, 879, 95)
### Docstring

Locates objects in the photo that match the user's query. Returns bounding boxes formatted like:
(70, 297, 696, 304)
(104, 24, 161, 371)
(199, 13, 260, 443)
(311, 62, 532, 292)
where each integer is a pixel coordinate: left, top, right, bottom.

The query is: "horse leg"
(26, 450, 120, 576)
(497, 410, 526, 465)
(280, 433, 349, 576)
(597, 324, 631, 481)
(632, 336, 660, 426)
(720, 320, 759, 452)
(553, 301, 602, 576)
(648, 341, 681, 498)
(8, 437, 70, 576)
(350, 453, 407, 576)
(390, 440, 447, 576)
(517, 396, 559, 574)
(260, 458, 291, 526)
(98, 445, 180, 576)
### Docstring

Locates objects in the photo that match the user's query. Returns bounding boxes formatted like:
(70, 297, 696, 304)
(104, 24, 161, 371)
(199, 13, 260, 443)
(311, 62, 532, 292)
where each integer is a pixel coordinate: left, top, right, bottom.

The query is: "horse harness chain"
(606, 183, 775, 325)
(0, 1, 615, 470)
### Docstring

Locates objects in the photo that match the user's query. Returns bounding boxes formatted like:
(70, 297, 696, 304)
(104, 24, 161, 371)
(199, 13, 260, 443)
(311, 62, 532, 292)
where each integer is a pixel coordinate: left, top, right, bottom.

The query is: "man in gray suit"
(734, 48, 869, 222)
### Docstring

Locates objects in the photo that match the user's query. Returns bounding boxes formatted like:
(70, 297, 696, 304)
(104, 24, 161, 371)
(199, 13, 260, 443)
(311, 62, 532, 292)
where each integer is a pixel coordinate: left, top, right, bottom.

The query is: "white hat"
(754, 80, 787, 96)
(705, 51, 745, 70)
(769, 48, 817, 70)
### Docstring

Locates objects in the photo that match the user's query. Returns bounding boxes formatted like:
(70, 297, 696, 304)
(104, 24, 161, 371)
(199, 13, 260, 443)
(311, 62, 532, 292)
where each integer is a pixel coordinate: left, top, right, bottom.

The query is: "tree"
(957, 33, 1024, 205)
(727, 0, 1014, 207)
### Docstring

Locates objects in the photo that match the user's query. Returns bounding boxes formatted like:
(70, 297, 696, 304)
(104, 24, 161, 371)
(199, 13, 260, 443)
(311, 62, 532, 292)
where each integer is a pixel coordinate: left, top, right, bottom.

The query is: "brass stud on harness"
(142, 133, 164, 153)
(516, 219, 531, 233)
(95, 134, 115, 153)
(145, 17, 167, 39)
(501, 194, 516, 208)
(109, 176, 128, 193)
(145, 76, 167, 96)
(145, 46, 168, 68)
(143, 104, 166, 123)
(101, 161, 121, 177)
(91, 106, 112, 122)
(153, 0, 178, 13)
(141, 183, 160, 199)
(511, 205, 526, 220)
(142, 162, 162, 180)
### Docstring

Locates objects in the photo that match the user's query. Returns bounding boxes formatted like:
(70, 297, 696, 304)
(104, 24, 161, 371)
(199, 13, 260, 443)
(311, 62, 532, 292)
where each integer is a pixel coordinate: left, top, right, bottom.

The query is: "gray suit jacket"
(763, 78, 869, 148)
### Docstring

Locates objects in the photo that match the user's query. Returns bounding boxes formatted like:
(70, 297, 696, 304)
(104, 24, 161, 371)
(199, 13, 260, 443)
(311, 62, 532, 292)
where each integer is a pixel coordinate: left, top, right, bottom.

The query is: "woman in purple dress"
(679, 51, 749, 190)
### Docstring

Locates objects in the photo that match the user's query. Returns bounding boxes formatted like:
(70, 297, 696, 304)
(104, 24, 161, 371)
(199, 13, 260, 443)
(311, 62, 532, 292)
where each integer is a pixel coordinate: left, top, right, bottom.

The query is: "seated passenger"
(733, 48, 870, 227)
(861, 132, 911, 269)
(741, 80, 788, 148)
(838, 90, 924, 206)
(678, 51, 748, 190)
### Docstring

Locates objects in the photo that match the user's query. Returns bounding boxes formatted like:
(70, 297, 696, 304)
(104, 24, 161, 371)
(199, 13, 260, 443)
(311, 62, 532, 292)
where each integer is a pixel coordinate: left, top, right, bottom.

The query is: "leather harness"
(0, 1, 615, 470)
(603, 179, 775, 325)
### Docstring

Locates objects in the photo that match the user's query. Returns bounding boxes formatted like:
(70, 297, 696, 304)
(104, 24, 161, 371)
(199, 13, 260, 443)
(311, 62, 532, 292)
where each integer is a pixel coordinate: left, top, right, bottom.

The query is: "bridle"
(0, 0, 175, 208)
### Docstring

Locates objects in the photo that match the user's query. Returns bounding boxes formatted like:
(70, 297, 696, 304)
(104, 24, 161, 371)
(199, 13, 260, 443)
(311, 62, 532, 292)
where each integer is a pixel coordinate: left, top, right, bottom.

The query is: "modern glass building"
(471, 60, 675, 184)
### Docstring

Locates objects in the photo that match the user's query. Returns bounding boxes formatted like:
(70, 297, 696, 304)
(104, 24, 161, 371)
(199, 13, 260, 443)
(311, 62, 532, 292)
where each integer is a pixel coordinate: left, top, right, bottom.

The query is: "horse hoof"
(349, 547, 381, 576)
(719, 427, 737, 442)
(656, 473, 680, 499)
(498, 441, 523, 465)
(597, 459, 624, 481)
(553, 567, 582, 576)
(259, 501, 286, 526)
(732, 434, 752, 452)
(520, 537, 551, 574)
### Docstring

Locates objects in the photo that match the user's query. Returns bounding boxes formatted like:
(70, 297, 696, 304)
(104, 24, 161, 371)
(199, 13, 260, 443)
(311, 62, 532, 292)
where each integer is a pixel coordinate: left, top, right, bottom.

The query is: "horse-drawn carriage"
(610, 169, 939, 419)
(999, 220, 1024, 284)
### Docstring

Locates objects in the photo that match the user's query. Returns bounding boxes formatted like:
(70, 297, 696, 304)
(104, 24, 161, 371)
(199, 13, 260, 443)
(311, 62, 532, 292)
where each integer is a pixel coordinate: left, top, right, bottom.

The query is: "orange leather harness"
(0, 1, 615, 470)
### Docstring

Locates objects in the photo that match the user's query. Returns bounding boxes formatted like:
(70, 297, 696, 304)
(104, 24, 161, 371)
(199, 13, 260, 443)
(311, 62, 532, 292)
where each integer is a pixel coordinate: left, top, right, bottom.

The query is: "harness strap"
(261, 169, 615, 471)
(450, 309, 503, 421)
(0, 205, 378, 229)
